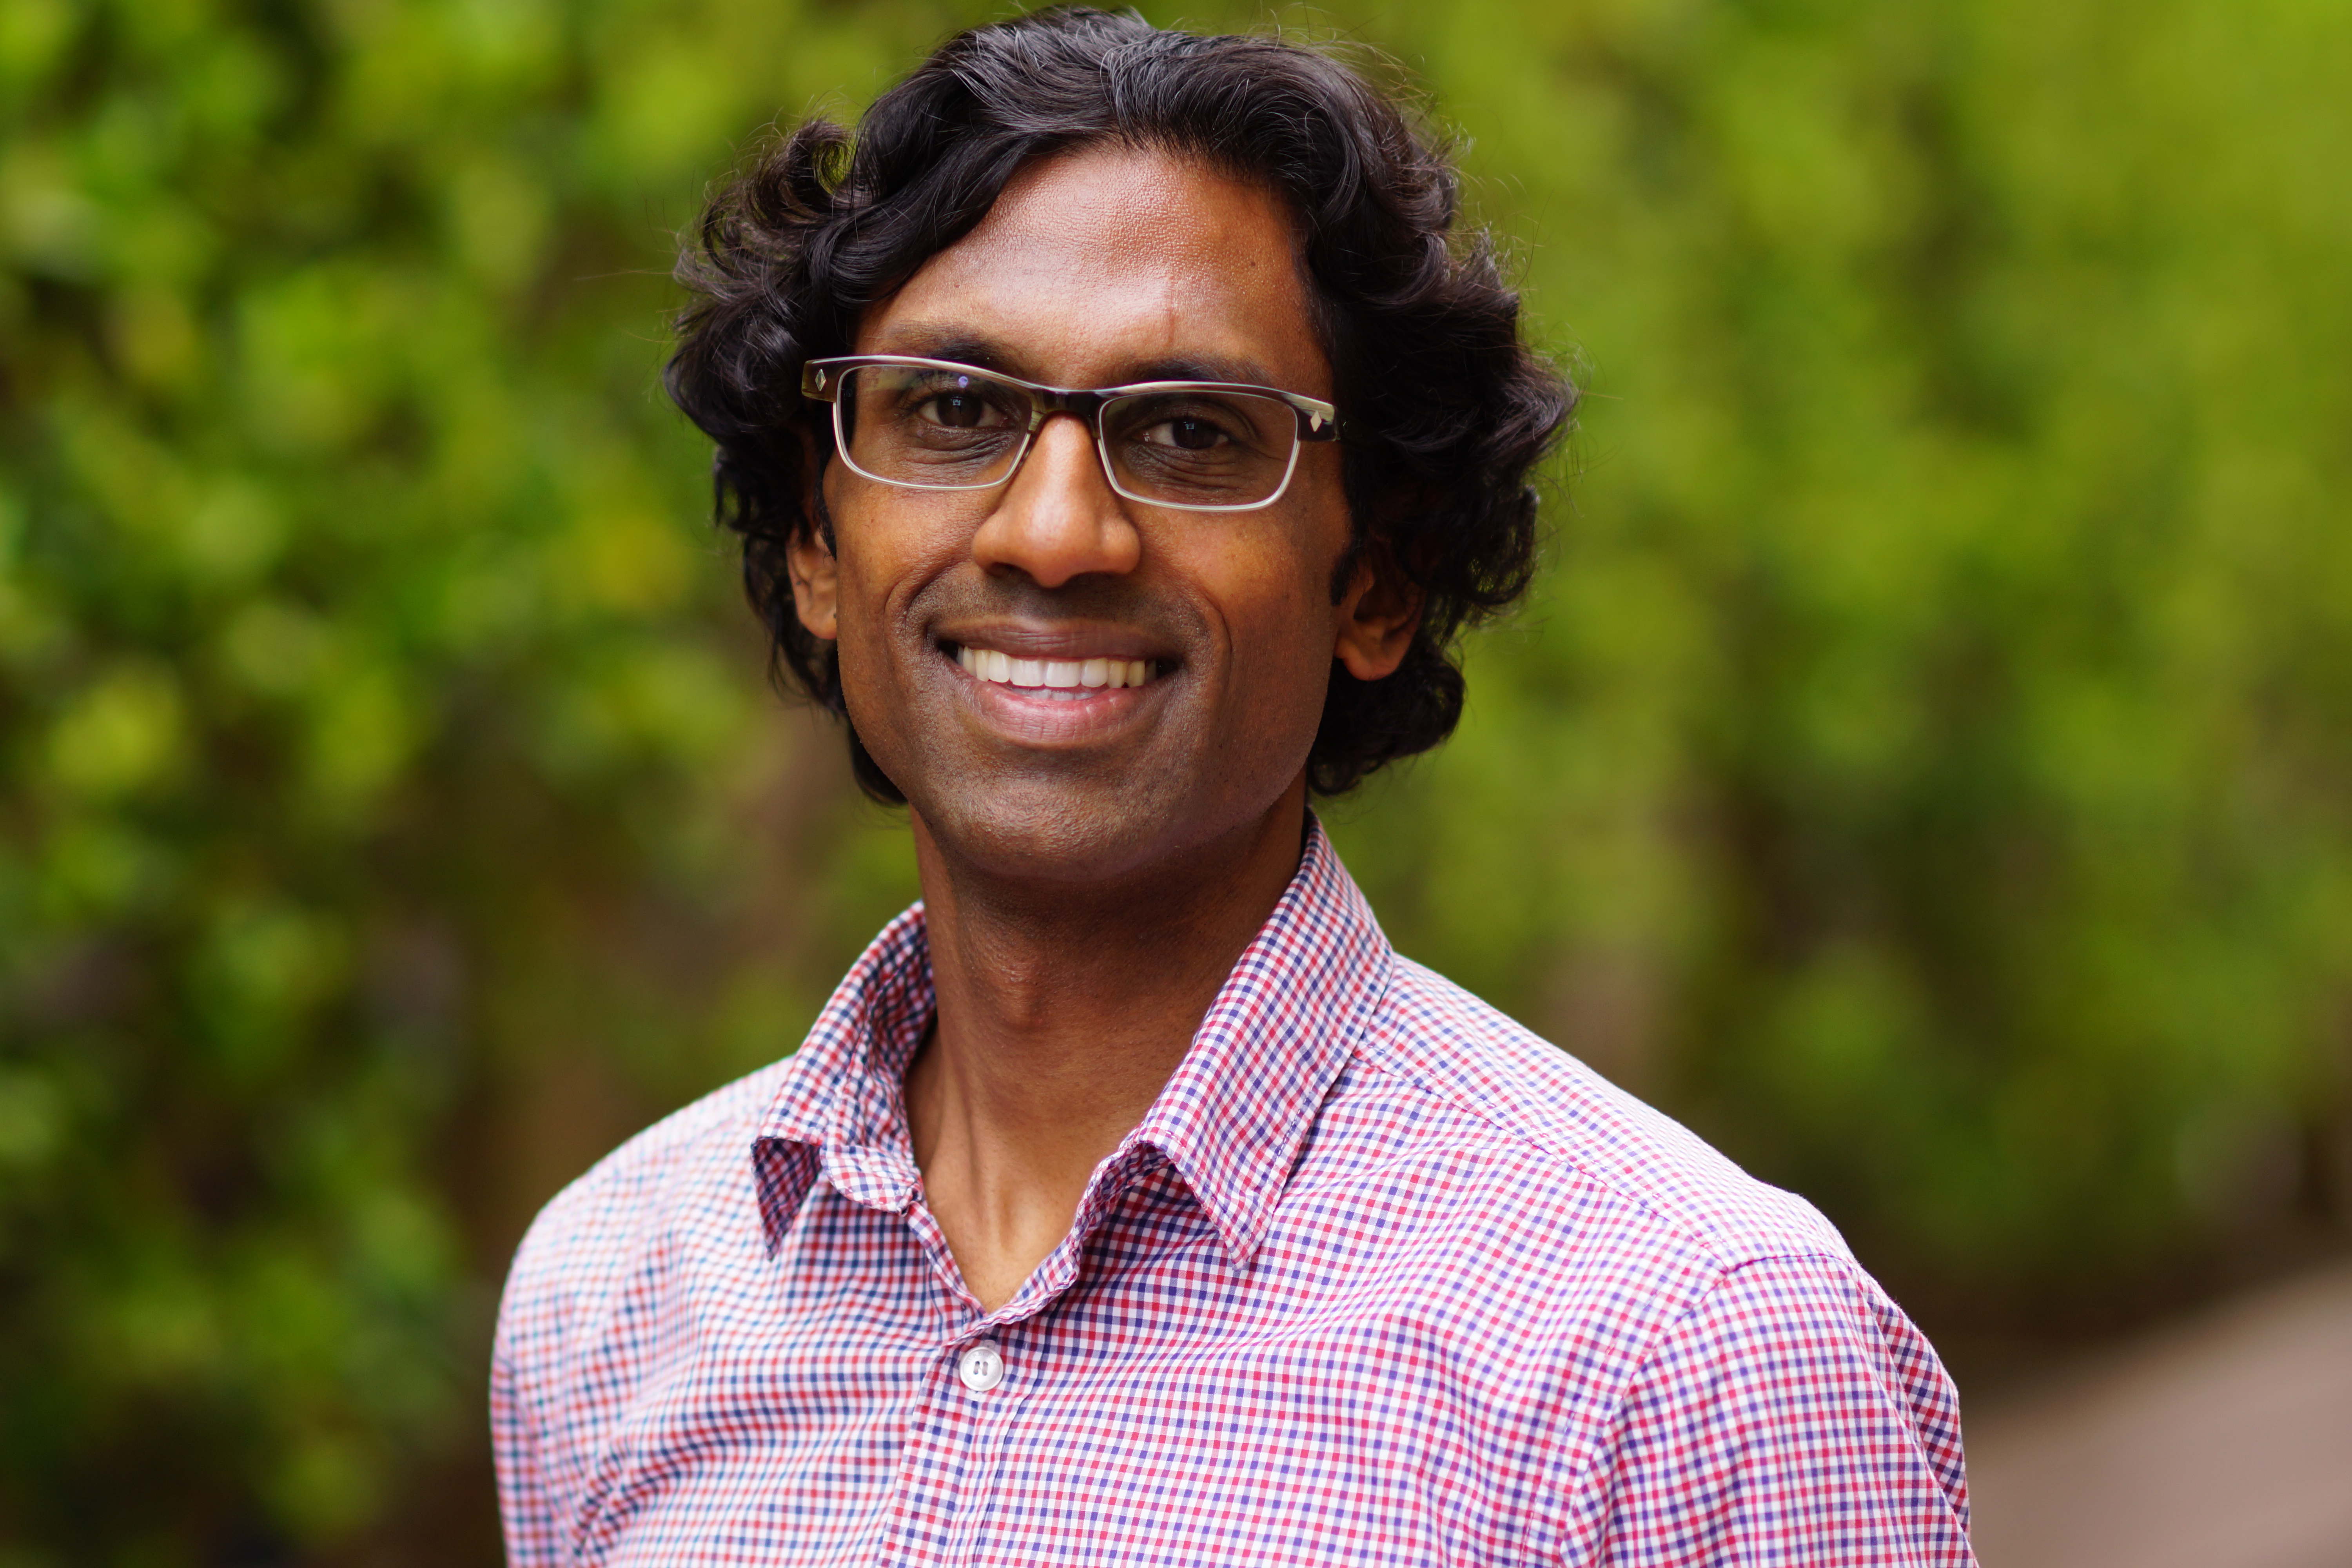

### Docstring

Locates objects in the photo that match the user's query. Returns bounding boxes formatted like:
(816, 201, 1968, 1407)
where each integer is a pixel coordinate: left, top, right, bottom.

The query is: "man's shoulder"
(499, 1054, 797, 1315)
(1348, 956, 1851, 1276)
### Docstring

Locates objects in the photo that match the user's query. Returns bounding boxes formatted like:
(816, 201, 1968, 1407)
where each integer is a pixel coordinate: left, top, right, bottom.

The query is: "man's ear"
(786, 450, 841, 641)
(785, 521, 840, 641)
(1333, 538, 1422, 681)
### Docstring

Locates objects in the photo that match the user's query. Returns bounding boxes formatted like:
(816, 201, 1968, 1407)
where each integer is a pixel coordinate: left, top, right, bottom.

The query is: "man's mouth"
(953, 644, 1162, 699)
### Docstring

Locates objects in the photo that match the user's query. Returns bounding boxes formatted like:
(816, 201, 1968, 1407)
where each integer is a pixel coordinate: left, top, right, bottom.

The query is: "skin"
(785, 145, 1420, 1312)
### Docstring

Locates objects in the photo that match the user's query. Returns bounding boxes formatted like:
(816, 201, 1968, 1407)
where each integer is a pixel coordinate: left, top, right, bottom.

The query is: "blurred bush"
(2, 0, 2347, 1558)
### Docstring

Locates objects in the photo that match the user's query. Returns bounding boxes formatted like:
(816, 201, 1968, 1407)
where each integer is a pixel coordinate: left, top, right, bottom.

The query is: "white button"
(956, 1340, 1005, 1393)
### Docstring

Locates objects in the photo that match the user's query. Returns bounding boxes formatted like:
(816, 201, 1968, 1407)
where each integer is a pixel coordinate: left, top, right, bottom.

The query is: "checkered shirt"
(493, 822, 1974, 1565)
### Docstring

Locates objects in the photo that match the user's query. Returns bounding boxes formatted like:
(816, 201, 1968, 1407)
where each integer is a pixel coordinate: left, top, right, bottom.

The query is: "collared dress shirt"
(494, 822, 1975, 1565)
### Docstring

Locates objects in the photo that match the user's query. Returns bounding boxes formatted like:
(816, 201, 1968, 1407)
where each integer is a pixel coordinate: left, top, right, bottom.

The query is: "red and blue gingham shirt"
(494, 822, 1974, 1564)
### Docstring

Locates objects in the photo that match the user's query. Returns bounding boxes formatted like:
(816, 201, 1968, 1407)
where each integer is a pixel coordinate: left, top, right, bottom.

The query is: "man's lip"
(948, 650, 1169, 745)
(935, 622, 1175, 663)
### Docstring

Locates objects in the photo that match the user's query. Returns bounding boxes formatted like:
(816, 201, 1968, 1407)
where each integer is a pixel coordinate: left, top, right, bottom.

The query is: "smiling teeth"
(958, 646, 1154, 690)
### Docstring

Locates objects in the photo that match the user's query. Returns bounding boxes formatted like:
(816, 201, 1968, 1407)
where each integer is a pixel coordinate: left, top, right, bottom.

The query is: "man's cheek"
(833, 554, 907, 687)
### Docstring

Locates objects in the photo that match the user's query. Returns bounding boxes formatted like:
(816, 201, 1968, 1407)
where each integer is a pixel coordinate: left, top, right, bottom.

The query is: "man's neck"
(901, 780, 1311, 1312)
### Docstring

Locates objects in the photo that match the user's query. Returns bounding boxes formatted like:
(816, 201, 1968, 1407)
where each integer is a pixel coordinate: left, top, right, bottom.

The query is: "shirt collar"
(751, 817, 1392, 1268)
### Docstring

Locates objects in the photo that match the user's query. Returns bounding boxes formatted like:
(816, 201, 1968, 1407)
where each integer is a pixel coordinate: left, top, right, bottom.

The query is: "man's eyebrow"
(870, 329, 1020, 374)
(1116, 354, 1284, 389)
(863, 327, 1286, 391)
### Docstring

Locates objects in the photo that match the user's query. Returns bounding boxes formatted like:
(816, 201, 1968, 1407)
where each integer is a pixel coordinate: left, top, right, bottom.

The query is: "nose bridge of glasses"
(1023, 385, 1113, 433)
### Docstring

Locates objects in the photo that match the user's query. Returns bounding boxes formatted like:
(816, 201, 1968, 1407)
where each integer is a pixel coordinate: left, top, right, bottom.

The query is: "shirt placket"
(886, 1321, 1040, 1565)
(876, 1153, 1147, 1566)
(872, 1198, 1002, 1566)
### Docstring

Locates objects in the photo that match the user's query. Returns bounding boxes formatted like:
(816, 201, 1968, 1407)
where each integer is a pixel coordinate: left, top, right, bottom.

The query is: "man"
(493, 10, 1975, 1564)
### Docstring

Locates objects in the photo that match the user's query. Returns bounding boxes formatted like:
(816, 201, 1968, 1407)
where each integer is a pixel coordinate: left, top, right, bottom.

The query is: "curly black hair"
(666, 6, 1572, 802)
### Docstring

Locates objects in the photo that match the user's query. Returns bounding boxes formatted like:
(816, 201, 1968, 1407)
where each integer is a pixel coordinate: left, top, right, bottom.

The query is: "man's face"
(789, 146, 1408, 884)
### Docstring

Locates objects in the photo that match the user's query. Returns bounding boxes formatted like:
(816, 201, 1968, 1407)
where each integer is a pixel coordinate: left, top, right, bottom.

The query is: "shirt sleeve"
(1581, 1252, 1975, 1567)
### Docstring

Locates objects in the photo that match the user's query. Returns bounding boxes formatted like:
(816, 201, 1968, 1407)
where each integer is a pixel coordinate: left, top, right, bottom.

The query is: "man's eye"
(1142, 416, 1230, 452)
(918, 392, 1006, 430)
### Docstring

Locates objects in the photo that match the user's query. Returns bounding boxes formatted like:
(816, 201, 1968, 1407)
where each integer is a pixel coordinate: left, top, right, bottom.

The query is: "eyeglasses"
(800, 355, 1340, 513)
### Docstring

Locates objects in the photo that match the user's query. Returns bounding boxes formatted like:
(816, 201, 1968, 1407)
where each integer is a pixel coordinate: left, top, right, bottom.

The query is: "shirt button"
(956, 1340, 1006, 1393)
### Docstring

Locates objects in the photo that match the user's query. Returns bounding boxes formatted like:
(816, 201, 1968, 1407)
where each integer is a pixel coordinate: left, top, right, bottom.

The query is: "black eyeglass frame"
(800, 354, 1342, 514)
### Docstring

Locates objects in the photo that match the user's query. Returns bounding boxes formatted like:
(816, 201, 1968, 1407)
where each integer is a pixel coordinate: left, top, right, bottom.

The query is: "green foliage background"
(3, 0, 2347, 1557)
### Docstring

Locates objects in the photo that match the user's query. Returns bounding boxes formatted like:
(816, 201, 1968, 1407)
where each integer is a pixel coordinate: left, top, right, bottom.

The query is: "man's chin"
(910, 784, 1174, 886)
(904, 767, 1276, 895)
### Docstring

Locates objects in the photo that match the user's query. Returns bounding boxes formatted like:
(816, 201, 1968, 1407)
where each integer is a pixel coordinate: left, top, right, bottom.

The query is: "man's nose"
(969, 414, 1142, 588)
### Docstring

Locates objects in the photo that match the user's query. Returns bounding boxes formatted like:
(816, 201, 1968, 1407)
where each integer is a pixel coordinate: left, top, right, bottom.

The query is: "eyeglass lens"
(835, 365, 1300, 509)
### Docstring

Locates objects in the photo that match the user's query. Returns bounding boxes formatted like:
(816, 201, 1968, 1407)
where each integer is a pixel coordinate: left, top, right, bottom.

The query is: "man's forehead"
(853, 145, 1327, 393)
(951, 145, 1296, 270)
